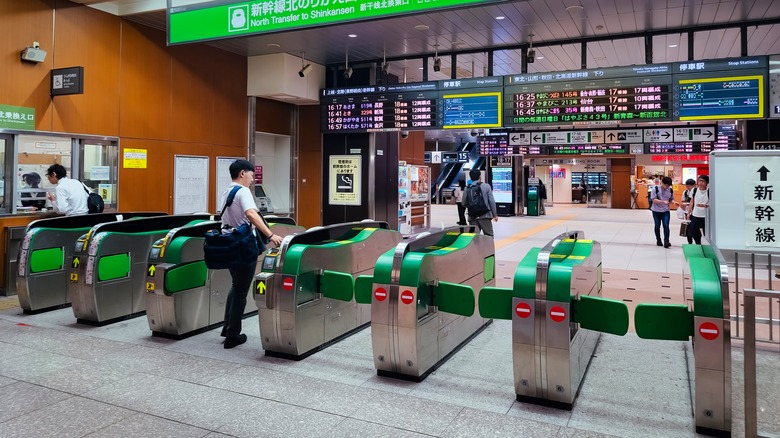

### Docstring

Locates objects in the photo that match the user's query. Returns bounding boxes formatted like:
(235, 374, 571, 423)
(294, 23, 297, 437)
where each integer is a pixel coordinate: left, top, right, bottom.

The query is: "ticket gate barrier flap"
(256, 221, 401, 360)
(571, 295, 629, 336)
(17, 212, 166, 313)
(69, 215, 212, 325)
(634, 304, 693, 341)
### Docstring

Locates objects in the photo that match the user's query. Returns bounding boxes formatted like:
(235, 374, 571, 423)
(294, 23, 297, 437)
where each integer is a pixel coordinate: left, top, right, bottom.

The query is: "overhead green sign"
(169, 0, 508, 44)
(0, 104, 35, 130)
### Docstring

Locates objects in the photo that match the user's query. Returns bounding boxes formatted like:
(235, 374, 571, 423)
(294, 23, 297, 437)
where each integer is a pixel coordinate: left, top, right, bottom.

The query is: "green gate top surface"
(514, 247, 541, 299)
(688, 256, 723, 319)
(166, 236, 199, 264)
(635, 303, 694, 340)
(29, 247, 64, 273)
(29, 227, 91, 247)
(372, 248, 396, 285)
(282, 228, 390, 275)
(546, 241, 595, 303)
(398, 233, 476, 287)
(165, 261, 208, 294)
(682, 244, 704, 260)
(97, 253, 131, 282)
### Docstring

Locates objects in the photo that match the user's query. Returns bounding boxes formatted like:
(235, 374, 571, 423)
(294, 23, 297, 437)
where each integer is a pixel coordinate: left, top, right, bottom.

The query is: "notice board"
(173, 155, 209, 214)
(215, 157, 244, 212)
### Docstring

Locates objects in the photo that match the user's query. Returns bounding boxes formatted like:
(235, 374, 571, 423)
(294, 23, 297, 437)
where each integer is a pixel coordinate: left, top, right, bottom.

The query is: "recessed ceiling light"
(495, 16, 506, 20)
(414, 24, 430, 31)
(418, 67, 424, 70)
(566, 5, 584, 11)
(669, 44, 678, 48)
(537, 56, 544, 60)
(267, 43, 280, 48)
(348, 34, 357, 38)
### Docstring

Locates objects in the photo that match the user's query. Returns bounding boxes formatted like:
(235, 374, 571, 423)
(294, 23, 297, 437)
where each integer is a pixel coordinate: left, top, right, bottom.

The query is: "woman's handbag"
(204, 186, 259, 269)
(679, 220, 690, 237)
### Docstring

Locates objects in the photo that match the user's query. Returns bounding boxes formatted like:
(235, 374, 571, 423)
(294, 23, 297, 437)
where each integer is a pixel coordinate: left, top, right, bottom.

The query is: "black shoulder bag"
(204, 186, 259, 269)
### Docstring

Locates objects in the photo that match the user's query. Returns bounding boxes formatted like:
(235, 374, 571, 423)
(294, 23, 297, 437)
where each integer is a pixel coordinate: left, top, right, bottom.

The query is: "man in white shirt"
(686, 174, 709, 244)
(45, 164, 88, 216)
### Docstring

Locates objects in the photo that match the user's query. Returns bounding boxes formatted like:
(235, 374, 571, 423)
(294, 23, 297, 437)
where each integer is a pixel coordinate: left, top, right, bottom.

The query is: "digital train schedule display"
(441, 92, 502, 129)
(322, 91, 438, 133)
(675, 75, 764, 120)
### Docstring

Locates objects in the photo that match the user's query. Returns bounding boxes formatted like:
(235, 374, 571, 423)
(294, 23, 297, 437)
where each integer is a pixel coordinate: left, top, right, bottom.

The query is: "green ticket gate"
(479, 232, 629, 409)
(68, 214, 213, 325)
(16, 212, 165, 313)
(355, 228, 494, 381)
(145, 217, 304, 338)
(635, 240, 731, 437)
(253, 221, 401, 360)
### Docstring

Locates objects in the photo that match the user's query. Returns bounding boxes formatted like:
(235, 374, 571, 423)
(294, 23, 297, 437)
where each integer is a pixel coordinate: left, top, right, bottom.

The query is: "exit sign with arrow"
(674, 126, 716, 142)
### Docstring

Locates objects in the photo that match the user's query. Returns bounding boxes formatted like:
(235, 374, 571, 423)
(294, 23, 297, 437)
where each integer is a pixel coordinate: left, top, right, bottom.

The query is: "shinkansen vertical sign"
(168, 0, 510, 44)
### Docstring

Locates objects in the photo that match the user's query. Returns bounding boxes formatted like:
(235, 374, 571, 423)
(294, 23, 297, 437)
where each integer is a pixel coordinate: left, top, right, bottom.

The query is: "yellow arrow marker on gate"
(256, 280, 266, 295)
(72, 257, 80, 268)
(148, 265, 156, 277)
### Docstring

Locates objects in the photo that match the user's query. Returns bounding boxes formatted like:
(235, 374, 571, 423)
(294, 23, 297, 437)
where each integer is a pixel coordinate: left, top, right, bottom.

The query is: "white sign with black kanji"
(745, 157, 780, 247)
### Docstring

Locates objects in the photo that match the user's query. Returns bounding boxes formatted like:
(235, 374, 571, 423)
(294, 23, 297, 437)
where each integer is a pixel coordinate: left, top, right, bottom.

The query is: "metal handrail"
(742, 288, 780, 438)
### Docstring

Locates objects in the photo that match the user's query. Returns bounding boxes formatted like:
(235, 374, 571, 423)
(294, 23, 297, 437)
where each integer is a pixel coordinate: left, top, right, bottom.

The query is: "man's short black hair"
(698, 174, 709, 184)
(661, 176, 673, 185)
(229, 159, 254, 179)
(685, 179, 696, 186)
(469, 168, 481, 181)
(46, 164, 66, 180)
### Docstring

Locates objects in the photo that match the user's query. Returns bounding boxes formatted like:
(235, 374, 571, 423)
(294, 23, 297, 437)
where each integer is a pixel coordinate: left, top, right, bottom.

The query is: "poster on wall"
(173, 155, 209, 214)
(398, 165, 410, 201)
(216, 157, 244, 211)
(409, 166, 430, 201)
(123, 148, 147, 168)
(329, 155, 362, 206)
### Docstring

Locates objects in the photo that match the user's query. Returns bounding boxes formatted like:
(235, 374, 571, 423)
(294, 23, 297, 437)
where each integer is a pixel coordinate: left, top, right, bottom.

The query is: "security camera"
(527, 48, 536, 64)
(343, 67, 353, 79)
(401, 131, 409, 139)
(470, 129, 478, 137)
(298, 63, 312, 77)
(433, 57, 441, 72)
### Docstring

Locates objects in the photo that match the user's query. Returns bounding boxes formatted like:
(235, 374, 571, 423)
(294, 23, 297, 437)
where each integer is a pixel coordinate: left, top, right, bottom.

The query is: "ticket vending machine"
(254, 185, 273, 214)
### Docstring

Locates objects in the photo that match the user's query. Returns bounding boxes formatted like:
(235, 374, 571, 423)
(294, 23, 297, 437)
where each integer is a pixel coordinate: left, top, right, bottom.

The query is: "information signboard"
(329, 155, 362, 206)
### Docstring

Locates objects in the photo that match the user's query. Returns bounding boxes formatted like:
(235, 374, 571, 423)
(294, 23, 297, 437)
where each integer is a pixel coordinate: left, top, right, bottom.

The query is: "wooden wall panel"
(297, 105, 322, 228)
(0, 0, 55, 131)
(50, 3, 120, 136)
(256, 98, 293, 136)
(399, 131, 425, 165)
(212, 48, 248, 147)
(118, 139, 171, 212)
(169, 44, 214, 144)
(118, 21, 171, 141)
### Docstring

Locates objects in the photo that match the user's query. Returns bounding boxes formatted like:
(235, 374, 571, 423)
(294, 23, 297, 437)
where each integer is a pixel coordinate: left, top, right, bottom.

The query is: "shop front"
(634, 154, 709, 208)
(530, 156, 633, 209)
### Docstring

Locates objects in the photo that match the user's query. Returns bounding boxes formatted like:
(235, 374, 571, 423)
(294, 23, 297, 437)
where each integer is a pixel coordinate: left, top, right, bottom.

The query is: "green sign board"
(169, 0, 507, 44)
(0, 104, 35, 130)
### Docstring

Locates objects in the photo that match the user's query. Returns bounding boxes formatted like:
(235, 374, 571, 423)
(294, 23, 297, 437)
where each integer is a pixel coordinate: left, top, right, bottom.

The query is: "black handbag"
(204, 186, 259, 269)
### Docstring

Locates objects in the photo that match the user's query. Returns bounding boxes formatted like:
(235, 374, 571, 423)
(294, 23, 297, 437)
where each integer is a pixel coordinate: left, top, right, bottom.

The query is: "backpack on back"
(82, 183, 105, 214)
(466, 182, 489, 217)
(647, 185, 672, 210)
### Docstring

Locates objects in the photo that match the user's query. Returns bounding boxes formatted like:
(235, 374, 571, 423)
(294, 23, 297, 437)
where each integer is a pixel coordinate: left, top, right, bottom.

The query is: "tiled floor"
(0, 204, 776, 437)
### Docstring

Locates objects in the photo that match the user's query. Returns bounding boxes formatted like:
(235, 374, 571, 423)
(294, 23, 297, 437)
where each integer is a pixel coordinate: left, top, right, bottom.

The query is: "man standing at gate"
(462, 168, 498, 236)
(220, 159, 283, 349)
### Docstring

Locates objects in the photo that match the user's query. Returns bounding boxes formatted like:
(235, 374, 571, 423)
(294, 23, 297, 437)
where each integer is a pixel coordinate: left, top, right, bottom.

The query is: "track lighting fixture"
(298, 51, 312, 77)
(432, 44, 441, 72)
(527, 33, 536, 64)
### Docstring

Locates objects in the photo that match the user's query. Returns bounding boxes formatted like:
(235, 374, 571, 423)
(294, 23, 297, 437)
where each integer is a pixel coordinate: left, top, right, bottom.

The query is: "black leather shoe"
(656, 240, 663, 246)
(220, 327, 227, 337)
(664, 241, 671, 248)
(224, 334, 247, 349)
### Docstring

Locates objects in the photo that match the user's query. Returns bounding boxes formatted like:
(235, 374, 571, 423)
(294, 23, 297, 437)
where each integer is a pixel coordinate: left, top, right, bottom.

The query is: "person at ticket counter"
(685, 175, 710, 245)
(650, 176, 675, 248)
(45, 164, 88, 216)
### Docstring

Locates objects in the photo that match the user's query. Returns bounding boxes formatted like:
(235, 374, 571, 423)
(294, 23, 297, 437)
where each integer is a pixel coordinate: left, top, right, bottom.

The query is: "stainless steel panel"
(209, 268, 231, 325)
(545, 302, 571, 350)
(693, 316, 725, 372)
(513, 341, 538, 398)
(372, 322, 393, 372)
(545, 346, 573, 404)
(694, 367, 728, 432)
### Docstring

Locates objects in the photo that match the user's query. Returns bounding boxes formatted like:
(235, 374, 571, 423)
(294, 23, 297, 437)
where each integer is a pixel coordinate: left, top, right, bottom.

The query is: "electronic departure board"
(477, 133, 509, 156)
(439, 77, 503, 129)
(673, 58, 767, 120)
(551, 144, 628, 154)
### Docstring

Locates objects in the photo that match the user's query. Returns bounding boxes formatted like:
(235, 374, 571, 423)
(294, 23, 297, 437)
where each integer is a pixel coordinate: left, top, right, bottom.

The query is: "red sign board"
(549, 305, 566, 323)
(374, 287, 387, 302)
(254, 165, 263, 184)
(699, 322, 719, 340)
(651, 155, 708, 162)
(400, 289, 415, 305)
(282, 277, 294, 291)
(515, 302, 532, 319)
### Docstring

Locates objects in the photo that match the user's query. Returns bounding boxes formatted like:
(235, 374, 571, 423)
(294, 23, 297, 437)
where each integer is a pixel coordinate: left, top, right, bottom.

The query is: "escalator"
(431, 141, 477, 198)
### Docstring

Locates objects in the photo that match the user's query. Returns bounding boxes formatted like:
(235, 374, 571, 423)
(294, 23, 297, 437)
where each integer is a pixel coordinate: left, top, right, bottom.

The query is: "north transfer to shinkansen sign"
(168, 0, 510, 45)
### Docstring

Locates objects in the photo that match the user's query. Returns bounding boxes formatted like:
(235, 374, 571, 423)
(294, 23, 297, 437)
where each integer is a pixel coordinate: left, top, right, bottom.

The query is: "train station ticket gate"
(354, 228, 495, 381)
(253, 221, 401, 360)
(16, 212, 164, 313)
(145, 217, 304, 338)
(68, 214, 213, 325)
(635, 240, 731, 437)
(479, 232, 629, 409)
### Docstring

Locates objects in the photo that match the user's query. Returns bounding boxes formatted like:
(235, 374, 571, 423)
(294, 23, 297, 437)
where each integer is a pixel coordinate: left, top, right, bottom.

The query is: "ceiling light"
(348, 34, 357, 38)
(495, 16, 505, 20)
(537, 56, 544, 60)
(433, 57, 441, 72)
(566, 5, 584, 11)
(418, 67, 424, 70)
(266, 43, 280, 48)
(669, 44, 678, 48)
(414, 24, 430, 30)
(595, 25, 604, 31)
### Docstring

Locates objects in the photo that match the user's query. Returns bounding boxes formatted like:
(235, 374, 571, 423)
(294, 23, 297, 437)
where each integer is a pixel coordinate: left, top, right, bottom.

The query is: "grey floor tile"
(350, 390, 464, 436)
(360, 374, 417, 395)
(145, 353, 244, 385)
(160, 384, 266, 430)
(85, 373, 199, 416)
(592, 335, 690, 379)
(86, 412, 211, 438)
(204, 434, 236, 438)
(441, 407, 561, 437)
(0, 396, 133, 438)
(557, 427, 621, 438)
(99, 344, 192, 374)
(0, 341, 36, 360)
(0, 382, 72, 423)
(322, 418, 431, 438)
(217, 398, 343, 438)
(408, 370, 515, 414)
(0, 350, 85, 381)
(506, 400, 573, 428)
(25, 361, 132, 395)
(0, 375, 16, 387)
(253, 343, 376, 387)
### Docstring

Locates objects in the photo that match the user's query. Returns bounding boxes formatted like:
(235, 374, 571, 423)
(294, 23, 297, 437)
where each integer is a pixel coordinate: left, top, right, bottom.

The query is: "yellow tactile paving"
(494, 214, 577, 250)
(0, 296, 20, 311)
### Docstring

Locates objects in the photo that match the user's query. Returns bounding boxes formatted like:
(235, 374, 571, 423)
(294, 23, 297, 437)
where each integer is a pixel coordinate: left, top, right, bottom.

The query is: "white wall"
(551, 164, 572, 203)
(254, 133, 291, 213)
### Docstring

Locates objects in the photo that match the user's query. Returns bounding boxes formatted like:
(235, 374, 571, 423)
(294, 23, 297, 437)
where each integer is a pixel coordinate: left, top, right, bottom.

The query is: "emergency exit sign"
(169, 0, 510, 44)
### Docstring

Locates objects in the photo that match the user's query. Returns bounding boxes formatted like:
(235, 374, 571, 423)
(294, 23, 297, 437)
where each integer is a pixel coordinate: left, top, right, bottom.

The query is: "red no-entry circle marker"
(282, 277, 294, 291)
(549, 305, 566, 323)
(374, 287, 388, 302)
(515, 302, 532, 319)
(699, 322, 719, 341)
(400, 290, 415, 305)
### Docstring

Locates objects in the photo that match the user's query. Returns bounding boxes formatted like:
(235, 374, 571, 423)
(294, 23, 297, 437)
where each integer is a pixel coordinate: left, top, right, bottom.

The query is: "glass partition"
(16, 134, 71, 213)
(81, 143, 118, 212)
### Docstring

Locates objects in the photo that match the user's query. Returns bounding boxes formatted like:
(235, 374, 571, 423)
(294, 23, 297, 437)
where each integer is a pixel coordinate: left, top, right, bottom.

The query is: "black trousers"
(457, 203, 467, 225)
(688, 215, 706, 244)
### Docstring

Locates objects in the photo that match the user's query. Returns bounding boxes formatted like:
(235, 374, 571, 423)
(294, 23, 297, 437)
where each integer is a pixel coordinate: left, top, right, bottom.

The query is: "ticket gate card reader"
(68, 214, 212, 325)
(254, 221, 401, 360)
(635, 241, 731, 437)
(354, 228, 495, 382)
(479, 232, 629, 409)
(17, 212, 165, 313)
(145, 218, 304, 338)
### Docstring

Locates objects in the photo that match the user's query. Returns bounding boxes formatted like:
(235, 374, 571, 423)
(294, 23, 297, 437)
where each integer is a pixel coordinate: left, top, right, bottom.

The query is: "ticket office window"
(80, 142, 118, 212)
(15, 134, 72, 214)
(0, 134, 9, 212)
